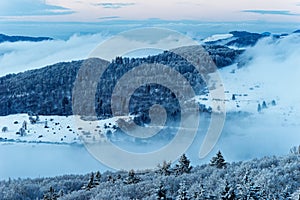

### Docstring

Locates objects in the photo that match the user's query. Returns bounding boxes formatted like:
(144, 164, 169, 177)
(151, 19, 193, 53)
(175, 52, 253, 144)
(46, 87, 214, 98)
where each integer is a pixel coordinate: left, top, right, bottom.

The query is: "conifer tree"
(43, 186, 59, 200)
(124, 169, 140, 184)
(95, 171, 101, 183)
(257, 104, 262, 113)
(82, 172, 98, 190)
(22, 120, 27, 130)
(210, 151, 226, 169)
(177, 182, 189, 200)
(262, 101, 267, 109)
(232, 94, 236, 100)
(157, 160, 172, 176)
(221, 182, 236, 200)
(156, 182, 167, 200)
(175, 154, 192, 175)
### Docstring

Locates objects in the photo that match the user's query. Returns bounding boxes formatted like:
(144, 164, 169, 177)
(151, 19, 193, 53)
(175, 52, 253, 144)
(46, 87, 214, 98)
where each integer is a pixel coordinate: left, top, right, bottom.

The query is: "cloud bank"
(187, 33, 300, 164)
(243, 34, 300, 107)
(218, 34, 300, 160)
(0, 34, 108, 76)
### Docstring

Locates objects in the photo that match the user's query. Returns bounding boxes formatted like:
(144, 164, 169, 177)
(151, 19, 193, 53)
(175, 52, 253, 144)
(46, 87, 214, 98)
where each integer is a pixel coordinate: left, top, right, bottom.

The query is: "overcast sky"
(0, 0, 299, 22)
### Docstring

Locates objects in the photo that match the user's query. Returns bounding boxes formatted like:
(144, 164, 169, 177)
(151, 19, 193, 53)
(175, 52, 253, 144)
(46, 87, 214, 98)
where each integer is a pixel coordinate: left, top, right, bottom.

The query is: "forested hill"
(0, 33, 53, 43)
(0, 152, 299, 199)
(0, 45, 243, 117)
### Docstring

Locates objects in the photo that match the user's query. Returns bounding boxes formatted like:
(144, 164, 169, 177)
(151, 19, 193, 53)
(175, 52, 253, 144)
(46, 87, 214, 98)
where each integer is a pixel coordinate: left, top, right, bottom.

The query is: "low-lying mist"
(0, 33, 108, 76)
(199, 33, 300, 164)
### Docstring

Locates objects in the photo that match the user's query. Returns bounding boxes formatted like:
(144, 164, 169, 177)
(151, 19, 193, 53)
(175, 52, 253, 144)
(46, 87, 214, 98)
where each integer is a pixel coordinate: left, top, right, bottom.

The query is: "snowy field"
(0, 114, 120, 145)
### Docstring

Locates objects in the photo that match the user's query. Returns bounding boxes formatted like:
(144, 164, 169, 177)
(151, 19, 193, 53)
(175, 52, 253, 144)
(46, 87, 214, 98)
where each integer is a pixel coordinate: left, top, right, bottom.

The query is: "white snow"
(195, 64, 269, 113)
(195, 62, 300, 127)
(0, 114, 123, 145)
(202, 34, 233, 43)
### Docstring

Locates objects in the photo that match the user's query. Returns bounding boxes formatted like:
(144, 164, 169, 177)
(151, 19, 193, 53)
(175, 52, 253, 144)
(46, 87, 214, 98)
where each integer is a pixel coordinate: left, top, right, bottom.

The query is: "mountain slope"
(0, 45, 243, 118)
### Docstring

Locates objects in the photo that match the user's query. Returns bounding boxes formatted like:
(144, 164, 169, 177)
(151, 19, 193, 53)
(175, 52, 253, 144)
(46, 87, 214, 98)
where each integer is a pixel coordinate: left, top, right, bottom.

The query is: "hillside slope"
(0, 45, 243, 118)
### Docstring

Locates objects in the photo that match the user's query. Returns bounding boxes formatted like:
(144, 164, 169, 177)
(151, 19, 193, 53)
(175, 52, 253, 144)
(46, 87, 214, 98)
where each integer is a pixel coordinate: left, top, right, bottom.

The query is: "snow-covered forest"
(0, 150, 299, 200)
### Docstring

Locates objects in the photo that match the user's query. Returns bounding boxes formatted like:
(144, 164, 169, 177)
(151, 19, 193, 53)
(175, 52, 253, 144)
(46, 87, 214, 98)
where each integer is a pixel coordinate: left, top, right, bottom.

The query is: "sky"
(0, 0, 299, 22)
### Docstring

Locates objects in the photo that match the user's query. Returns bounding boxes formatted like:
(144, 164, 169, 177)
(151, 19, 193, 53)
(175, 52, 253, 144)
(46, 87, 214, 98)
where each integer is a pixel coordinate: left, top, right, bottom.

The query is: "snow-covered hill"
(0, 153, 299, 200)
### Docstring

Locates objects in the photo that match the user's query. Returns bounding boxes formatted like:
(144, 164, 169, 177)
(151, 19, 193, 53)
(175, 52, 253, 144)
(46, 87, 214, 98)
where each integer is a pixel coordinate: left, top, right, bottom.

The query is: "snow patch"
(202, 34, 233, 43)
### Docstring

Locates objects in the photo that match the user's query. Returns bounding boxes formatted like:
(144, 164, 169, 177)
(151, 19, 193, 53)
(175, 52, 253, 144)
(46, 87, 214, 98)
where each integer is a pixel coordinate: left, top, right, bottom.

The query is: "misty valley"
(0, 28, 299, 199)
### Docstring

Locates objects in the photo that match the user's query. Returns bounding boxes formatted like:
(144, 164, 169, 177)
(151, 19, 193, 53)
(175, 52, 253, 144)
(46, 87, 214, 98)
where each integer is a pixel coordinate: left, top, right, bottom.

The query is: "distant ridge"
(293, 30, 300, 33)
(0, 33, 53, 43)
